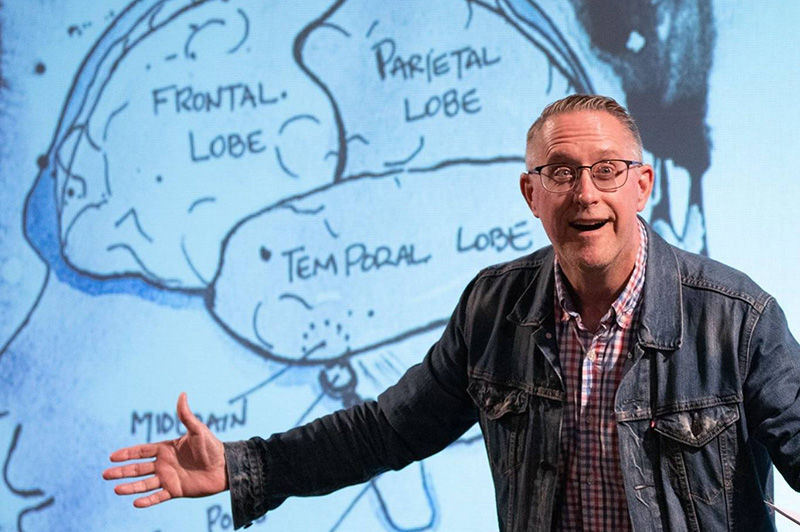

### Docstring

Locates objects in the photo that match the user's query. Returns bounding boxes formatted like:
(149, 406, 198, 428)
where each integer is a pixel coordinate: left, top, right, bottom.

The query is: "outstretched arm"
(102, 392, 228, 507)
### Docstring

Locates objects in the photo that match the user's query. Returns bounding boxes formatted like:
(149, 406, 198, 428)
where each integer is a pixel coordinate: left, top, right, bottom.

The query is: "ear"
(520, 172, 540, 218)
(635, 163, 655, 212)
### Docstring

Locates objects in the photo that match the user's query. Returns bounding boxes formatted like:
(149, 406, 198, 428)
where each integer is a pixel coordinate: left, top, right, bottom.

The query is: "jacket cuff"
(224, 440, 265, 529)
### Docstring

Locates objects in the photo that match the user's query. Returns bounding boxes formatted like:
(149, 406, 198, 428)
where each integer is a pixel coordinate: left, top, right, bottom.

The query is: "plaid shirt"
(555, 221, 647, 531)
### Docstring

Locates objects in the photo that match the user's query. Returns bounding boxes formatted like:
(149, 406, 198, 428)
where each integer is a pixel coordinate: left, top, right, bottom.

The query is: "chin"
(570, 253, 613, 273)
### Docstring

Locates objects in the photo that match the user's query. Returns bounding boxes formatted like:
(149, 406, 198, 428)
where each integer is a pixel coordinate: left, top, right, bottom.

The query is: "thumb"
(177, 392, 205, 434)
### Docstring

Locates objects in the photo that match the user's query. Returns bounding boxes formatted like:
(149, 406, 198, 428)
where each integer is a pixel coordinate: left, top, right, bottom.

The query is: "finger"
(176, 392, 204, 434)
(103, 460, 156, 480)
(109, 443, 158, 462)
(133, 489, 173, 508)
(114, 475, 161, 496)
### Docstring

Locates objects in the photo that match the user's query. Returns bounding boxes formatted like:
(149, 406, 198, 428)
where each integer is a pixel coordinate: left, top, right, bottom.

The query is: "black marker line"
(180, 236, 209, 285)
(63, 171, 87, 199)
(345, 133, 369, 145)
(227, 8, 250, 54)
(0, 271, 49, 359)
(302, 340, 327, 359)
(370, 462, 437, 531)
(147, 2, 165, 30)
(18, 497, 56, 531)
(357, 360, 381, 390)
(188, 196, 216, 213)
(384, 136, 424, 167)
(496, 0, 593, 93)
(62, 199, 107, 249)
(102, 152, 112, 196)
(228, 365, 291, 404)
(385, 351, 404, 371)
(407, 155, 524, 173)
(465, 0, 474, 29)
(278, 113, 320, 135)
(164, 53, 177, 61)
(365, 19, 379, 38)
(323, 218, 339, 239)
(106, 243, 181, 286)
(252, 302, 275, 349)
(294, 389, 328, 427)
(274, 146, 299, 178)
(293, 0, 348, 182)
(320, 22, 350, 38)
(278, 293, 314, 310)
(102, 101, 129, 141)
(54, 129, 81, 175)
(341, 319, 449, 361)
(114, 208, 153, 243)
(329, 484, 372, 532)
(225, 341, 322, 404)
(3, 424, 44, 497)
(84, 125, 102, 152)
(184, 18, 226, 59)
(341, 168, 402, 180)
(282, 202, 324, 215)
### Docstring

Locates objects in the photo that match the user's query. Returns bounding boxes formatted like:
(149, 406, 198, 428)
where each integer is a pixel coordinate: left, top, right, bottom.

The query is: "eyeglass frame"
(523, 159, 644, 193)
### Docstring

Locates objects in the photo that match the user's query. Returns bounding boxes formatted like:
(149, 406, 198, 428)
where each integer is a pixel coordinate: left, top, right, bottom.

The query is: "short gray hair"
(526, 94, 643, 156)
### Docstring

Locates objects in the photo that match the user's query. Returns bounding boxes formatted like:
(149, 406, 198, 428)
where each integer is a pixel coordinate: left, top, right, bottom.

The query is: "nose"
(572, 167, 600, 205)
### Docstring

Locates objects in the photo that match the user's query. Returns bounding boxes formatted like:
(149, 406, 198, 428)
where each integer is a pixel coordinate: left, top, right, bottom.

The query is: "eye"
(592, 162, 618, 179)
(546, 165, 575, 182)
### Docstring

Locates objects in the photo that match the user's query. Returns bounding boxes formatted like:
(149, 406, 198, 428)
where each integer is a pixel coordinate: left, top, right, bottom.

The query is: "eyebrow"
(543, 150, 622, 164)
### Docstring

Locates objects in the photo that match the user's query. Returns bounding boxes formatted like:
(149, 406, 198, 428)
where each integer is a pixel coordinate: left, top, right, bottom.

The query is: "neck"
(558, 255, 637, 332)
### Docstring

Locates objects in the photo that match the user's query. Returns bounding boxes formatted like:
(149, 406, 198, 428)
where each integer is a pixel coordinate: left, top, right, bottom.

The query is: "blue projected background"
(1, 1, 800, 530)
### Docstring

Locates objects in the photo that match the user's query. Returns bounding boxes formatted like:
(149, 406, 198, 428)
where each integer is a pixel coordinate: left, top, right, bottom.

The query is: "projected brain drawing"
(0, 0, 735, 530)
(210, 162, 536, 366)
(52, 0, 338, 290)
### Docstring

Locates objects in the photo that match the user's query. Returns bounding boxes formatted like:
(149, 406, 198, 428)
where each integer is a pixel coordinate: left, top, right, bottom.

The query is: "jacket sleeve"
(743, 296, 800, 490)
(223, 280, 480, 529)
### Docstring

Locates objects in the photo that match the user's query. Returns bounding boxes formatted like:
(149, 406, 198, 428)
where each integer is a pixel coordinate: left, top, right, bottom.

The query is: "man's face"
(520, 110, 654, 279)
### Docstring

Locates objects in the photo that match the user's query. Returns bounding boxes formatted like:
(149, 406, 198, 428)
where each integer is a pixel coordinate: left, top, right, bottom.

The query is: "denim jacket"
(225, 222, 800, 531)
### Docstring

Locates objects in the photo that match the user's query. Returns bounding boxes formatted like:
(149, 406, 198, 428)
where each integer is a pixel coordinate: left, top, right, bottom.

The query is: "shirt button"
(586, 348, 596, 362)
(545, 332, 553, 339)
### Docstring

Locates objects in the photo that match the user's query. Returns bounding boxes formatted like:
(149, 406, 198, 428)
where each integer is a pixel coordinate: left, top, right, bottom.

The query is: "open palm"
(103, 393, 228, 507)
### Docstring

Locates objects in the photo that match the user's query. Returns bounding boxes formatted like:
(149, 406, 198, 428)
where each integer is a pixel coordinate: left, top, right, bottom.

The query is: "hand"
(102, 392, 228, 507)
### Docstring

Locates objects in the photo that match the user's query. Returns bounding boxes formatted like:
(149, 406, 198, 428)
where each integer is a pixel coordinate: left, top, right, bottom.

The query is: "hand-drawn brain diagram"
(209, 162, 542, 371)
(209, 0, 593, 375)
(301, 0, 593, 178)
(52, 0, 338, 290)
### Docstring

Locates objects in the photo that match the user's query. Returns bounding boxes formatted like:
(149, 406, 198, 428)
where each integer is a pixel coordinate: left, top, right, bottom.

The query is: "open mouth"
(569, 220, 608, 232)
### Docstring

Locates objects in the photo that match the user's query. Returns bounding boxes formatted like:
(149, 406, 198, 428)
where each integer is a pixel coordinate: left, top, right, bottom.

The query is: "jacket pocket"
(467, 377, 530, 475)
(653, 401, 739, 528)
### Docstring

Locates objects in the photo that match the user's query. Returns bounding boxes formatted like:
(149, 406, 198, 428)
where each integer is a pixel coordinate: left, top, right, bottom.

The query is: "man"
(104, 95, 800, 531)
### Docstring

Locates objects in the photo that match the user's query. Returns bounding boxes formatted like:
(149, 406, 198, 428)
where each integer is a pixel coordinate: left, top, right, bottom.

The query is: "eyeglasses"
(524, 159, 643, 193)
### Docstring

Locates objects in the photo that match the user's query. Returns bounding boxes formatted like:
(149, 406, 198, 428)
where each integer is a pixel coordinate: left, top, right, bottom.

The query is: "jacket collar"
(507, 218, 683, 351)
(637, 220, 682, 350)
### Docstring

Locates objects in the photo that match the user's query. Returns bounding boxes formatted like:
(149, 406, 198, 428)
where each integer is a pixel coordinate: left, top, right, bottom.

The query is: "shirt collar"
(554, 219, 648, 329)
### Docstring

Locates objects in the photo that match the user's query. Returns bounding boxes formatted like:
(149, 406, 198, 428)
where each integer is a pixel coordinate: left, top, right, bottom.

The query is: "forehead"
(528, 110, 636, 162)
